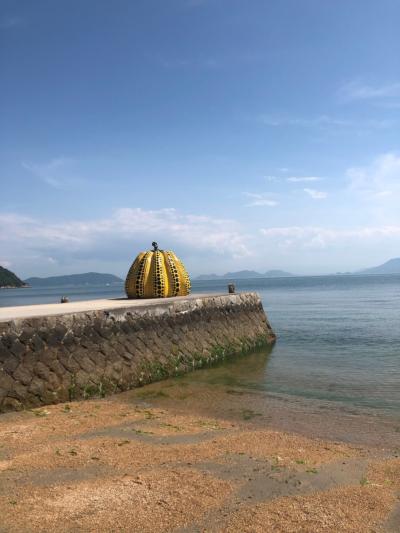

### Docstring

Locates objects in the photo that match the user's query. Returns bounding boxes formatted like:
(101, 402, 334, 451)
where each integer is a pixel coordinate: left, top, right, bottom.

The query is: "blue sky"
(1, 0, 400, 278)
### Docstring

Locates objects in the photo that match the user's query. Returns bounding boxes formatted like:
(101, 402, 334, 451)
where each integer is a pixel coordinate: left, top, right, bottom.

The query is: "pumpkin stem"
(152, 241, 159, 251)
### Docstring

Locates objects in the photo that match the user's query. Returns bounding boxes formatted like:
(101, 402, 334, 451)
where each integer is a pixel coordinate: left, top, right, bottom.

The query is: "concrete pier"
(0, 292, 275, 411)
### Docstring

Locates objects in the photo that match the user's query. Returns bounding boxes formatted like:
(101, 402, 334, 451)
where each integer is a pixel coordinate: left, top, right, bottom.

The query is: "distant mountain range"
(3, 258, 400, 291)
(0, 266, 27, 288)
(197, 259, 400, 280)
(357, 258, 400, 275)
(24, 272, 123, 287)
(196, 269, 294, 280)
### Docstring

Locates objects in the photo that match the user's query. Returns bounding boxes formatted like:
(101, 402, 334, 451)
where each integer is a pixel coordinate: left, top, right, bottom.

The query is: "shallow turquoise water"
(199, 275, 400, 414)
(1, 274, 400, 414)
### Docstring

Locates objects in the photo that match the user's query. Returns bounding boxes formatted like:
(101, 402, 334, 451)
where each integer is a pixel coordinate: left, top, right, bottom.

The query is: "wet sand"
(1, 370, 400, 532)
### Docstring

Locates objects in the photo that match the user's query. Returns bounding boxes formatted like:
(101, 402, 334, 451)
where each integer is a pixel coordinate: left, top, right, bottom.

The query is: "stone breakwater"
(0, 293, 275, 412)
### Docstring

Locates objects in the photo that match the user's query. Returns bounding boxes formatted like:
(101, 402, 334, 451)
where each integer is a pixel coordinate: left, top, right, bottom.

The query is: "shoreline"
(135, 373, 400, 449)
(1, 374, 399, 531)
(0, 285, 30, 290)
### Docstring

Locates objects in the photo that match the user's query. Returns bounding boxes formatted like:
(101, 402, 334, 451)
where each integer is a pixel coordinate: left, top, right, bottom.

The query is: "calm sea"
(1, 274, 400, 415)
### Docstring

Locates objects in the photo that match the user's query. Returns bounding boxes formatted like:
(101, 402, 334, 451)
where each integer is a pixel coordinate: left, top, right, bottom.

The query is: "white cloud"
(260, 225, 400, 250)
(347, 152, 400, 200)
(243, 193, 278, 207)
(258, 114, 396, 132)
(378, 102, 400, 110)
(287, 176, 322, 183)
(22, 157, 85, 189)
(185, 0, 208, 6)
(339, 81, 400, 102)
(161, 58, 190, 68)
(160, 57, 218, 69)
(0, 16, 24, 29)
(0, 208, 252, 274)
(259, 115, 352, 127)
(303, 188, 327, 200)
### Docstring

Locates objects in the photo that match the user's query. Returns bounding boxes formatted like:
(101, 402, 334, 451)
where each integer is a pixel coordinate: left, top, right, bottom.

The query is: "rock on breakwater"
(0, 292, 275, 412)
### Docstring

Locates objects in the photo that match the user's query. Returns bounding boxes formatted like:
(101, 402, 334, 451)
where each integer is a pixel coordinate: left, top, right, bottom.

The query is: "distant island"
(356, 257, 400, 275)
(24, 272, 123, 287)
(197, 258, 400, 280)
(0, 266, 28, 288)
(4, 258, 400, 292)
(196, 269, 294, 280)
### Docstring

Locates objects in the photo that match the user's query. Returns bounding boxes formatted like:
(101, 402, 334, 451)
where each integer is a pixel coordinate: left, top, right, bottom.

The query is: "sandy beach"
(1, 371, 399, 532)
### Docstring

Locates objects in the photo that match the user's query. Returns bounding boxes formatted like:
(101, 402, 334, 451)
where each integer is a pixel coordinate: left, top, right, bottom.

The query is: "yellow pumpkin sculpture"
(125, 242, 191, 299)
